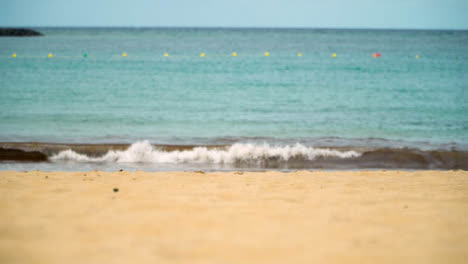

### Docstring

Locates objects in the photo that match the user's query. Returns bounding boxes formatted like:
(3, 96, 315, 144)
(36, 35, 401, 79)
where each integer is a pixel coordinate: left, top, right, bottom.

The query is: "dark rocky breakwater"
(0, 28, 42, 37)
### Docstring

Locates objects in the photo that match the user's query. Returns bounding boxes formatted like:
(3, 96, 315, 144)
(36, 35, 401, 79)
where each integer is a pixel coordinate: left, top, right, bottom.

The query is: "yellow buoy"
(122, 52, 127, 57)
(232, 52, 237, 57)
(12, 53, 16, 58)
(48, 53, 53, 58)
(164, 52, 169, 57)
(264, 52, 270, 57)
(297, 52, 302, 57)
(332, 53, 337, 58)
(415, 55, 420, 59)
(200, 53, 205, 58)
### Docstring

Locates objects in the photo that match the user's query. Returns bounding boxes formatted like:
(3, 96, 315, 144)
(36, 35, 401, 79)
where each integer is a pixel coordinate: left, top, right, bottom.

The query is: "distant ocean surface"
(1, 28, 467, 170)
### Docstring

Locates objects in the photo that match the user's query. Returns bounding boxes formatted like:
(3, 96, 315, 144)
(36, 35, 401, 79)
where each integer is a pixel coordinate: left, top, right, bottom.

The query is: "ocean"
(0, 28, 467, 171)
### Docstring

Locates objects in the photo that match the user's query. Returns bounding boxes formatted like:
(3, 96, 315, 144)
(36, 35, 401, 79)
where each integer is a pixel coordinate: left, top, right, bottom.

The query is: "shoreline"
(1, 140, 467, 170)
(1, 170, 467, 263)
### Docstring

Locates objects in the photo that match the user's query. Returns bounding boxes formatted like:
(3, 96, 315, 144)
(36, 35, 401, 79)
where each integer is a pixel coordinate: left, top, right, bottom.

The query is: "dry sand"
(0, 170, 467, 264)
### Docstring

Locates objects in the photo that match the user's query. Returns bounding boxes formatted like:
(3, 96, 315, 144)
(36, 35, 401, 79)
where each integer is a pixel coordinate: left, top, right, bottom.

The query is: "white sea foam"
(50, 140, 361, 163)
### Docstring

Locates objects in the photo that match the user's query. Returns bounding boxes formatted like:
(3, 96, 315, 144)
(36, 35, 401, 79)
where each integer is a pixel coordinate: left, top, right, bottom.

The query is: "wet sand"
(0, 170, 467, 263)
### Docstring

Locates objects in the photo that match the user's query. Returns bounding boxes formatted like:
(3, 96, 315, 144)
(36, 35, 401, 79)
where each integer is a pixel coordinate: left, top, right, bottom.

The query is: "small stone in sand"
(119, 169, 123, 172)
(113, 188, 119, 192)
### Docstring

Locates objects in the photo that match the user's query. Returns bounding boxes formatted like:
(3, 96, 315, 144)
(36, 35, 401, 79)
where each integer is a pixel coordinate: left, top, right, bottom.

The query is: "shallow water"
(0, 28, 467, 170)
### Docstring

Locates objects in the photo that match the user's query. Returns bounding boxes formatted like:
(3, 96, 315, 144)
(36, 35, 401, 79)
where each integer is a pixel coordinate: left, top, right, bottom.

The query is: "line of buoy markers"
(9, 52, 422, 59)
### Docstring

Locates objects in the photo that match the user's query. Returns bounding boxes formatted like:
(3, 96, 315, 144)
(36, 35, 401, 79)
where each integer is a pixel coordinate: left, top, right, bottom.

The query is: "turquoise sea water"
(0, 28, 467, 170)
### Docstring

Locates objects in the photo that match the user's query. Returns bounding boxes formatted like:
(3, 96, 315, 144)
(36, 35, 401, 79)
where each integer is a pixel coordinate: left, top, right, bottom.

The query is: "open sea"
(0, 28, 467, 171)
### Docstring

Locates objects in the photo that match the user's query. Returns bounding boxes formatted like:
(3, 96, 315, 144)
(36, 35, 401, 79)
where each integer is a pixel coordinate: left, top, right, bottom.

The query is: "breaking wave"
(50, 140, 360, 164)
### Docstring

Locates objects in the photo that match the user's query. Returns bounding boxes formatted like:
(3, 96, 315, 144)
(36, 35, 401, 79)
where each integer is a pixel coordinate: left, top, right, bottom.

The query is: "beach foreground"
(1, 170, 467, 264)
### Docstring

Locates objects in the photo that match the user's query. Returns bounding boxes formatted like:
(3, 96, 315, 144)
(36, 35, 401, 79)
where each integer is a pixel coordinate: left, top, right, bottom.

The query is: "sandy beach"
(0, 170, 467, 263)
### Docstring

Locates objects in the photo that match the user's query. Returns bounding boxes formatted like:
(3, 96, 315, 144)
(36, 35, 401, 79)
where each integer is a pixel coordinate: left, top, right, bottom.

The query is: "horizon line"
(1, 25, 468, 31)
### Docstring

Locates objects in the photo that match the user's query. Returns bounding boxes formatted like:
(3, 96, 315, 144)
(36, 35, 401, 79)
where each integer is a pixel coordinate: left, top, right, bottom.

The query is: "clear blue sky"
(2, 0, 467, 29)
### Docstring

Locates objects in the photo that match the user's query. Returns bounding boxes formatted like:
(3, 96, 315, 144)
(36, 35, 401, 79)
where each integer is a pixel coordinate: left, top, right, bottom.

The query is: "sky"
(1, 0, 468, 29)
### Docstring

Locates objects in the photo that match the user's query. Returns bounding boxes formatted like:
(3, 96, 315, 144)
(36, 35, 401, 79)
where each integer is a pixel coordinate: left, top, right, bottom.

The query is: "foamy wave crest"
(50, 140, 361, 163)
